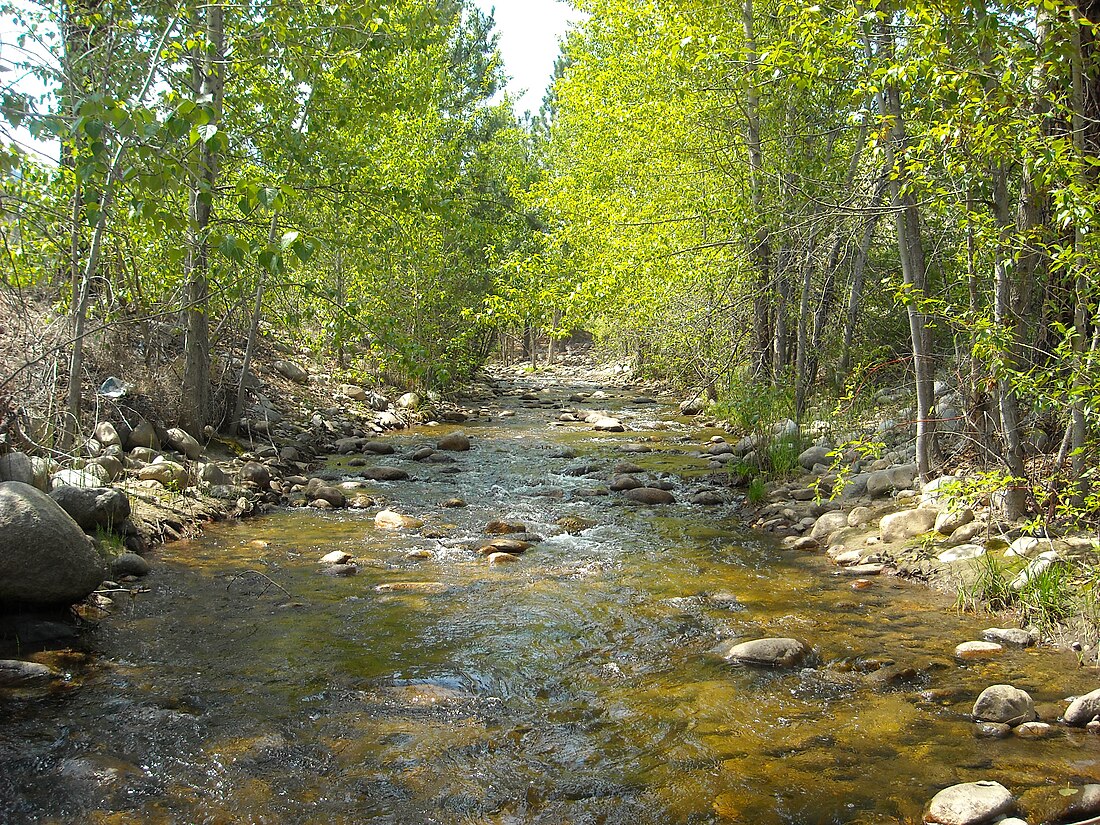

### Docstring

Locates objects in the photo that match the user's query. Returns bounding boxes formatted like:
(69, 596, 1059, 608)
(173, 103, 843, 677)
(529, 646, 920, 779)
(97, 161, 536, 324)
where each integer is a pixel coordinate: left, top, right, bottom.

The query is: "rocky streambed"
(2, 366, 1100, 824)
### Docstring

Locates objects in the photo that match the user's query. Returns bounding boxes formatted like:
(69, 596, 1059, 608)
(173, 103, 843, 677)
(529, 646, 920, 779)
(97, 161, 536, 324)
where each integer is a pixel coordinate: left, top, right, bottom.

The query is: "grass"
(955, 552, 1081, 635)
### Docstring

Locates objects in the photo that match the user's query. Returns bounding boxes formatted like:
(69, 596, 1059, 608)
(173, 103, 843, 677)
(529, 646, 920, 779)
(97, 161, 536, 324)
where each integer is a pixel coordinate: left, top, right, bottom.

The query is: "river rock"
(936, 508, 975, 536)
(679, 396, 706, 415)
(50, 468, 106, 490)
(798, 445, 831, 470)
(396, 392, 420, 410)
(375, 510, 423, 530)
(321, 551, 351, 565)
(362, 466, 410, 481)
(592, 417, 625, 432)
(1004, 536, 1043, 558)
(921, 475, 959, 507)
(938, 544, 986, 563)
(239, 461, 271, 489)
(274, 360, 309, 383)
(955, 641, 1003, 660)
(198, 462, 228, 486)
(624, 487, 675, 505)
(866, 470, 896, 498)
(165, 427, 202, 460)
(93, 421, 122, 448)
(0, 659, 59, 687)
(110, 552, 150, 577)
(437, 432, 471, 451)
(487, 551, 520, 565)
(972, 684, 1038, 726)
(924, 781, 1015, 825)
(981, 627, 1034, 648)
(1010, 551, 1059, 590)
(49, 486, 131, 533)
(1014, 721, 1055, 738)
(0, 481, 106, 607)
(478, 538, 531, 555)
(847, 506, 873, 528)
(339, 384, 368, 401)
(334, 437, 363, 454)
(610, 474, 642, 491)
(1064, 687, 1100, 726)
(0, 451, 34, 485)
(692, 491, 724, 505)
(362, 441, 395, 455)
(946, 521, 984, 546)
(810, 511, 849, 541)
(89, 454, 124, 481)
(723, 637, 810, 668)
(303, 479, 345, 509)
(320, 563, 357, 577)
(126, 420, 160, 451)
(880, 508, 937, 542)
(375, 581, 446, 594)
(138, 460, 187, 488)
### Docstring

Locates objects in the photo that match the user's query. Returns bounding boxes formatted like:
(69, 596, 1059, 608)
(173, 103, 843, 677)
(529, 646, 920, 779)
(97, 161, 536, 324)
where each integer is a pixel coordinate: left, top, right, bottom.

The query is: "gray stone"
(0, 659, 58, 687)
(1064, 687, 1100, 726)
(624, 487, 675, 505)
(339, 384, 368, 401)
(50, 467, 108, 490)
(880, 508, 937, 542)
(362, 466, 410, 481)
(981, 627, 1034, 648)
(303, 478, 345, 508)
(924, 781, 1015, 825)
(692, 491, 724, 506)
(936, 508, 975, 536)
(110, 552, 150, 577)
(125, 420, 160, 451)
(592, 416, 625, 432)
(679, 396, 706, 415)
(798, 445, 831, 469)
(847, 506, 873, 528)
(198, 462, 228, 486)
(866, 470, 895, 498)
(89, 455, 124, 481)
(938, 544, 987, 563)
(921, 475, 960, 507)
(138, 460, 187, 488)
(334, 437, 364, 454)
(1010, 551, 1059, 591)
(93, 421, 122, 447)
(972, 684, 1038, 726)
(274, 360, 309, 383)
(437, 432, 471, 451)
(1005, 536, 1043, 558)
(0, 481, 106, 607)
(723, 637, 810, 668)
(165, 427, 202, 460)
(49, 486, 131, 533)
(946, 521, 985, 546)
(810, 511, 849, 541)
(610, 474, 642, 491)
(0, 452, 34, 485)
(239, 461, 271, 489)
(396, 392, 421, 410)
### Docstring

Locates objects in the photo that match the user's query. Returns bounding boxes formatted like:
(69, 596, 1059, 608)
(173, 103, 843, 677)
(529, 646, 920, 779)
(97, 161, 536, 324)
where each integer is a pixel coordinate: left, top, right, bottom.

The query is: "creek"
(2, 373, 1098, 824)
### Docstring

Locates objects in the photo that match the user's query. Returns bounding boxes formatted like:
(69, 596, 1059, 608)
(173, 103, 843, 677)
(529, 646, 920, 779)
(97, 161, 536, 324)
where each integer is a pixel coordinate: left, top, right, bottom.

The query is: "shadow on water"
(2, 381, 1098, 824)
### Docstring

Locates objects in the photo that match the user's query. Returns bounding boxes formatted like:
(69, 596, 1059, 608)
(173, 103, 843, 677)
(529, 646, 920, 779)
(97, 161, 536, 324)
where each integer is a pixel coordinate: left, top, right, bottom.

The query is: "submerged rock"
(437, 432, 471, 451)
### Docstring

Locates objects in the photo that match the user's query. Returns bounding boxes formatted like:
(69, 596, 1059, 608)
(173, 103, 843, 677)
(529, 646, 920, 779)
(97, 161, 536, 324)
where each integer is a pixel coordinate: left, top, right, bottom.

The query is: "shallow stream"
(2, 376, 1098, 824)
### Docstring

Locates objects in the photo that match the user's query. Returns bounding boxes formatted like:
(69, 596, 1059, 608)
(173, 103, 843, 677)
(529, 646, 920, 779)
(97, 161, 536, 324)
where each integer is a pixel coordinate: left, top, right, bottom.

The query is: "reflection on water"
(2, 386, 1098, 824)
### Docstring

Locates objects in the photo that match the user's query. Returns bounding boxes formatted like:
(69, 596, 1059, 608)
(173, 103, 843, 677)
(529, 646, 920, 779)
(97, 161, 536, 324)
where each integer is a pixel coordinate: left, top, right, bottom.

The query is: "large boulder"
(798, 445, 831, 470)
(924, 781, 1015, 825)
(972, 684, 1038, 726)
(274, 360, 309, 384)
(125, 420, 160, 451)
(437, 432, 471, 452)
(1064, 687, 1100, 726)
(810, 511, 849, 541)
(0, 452, 34, 485)
(880, 508, 937, 542)
(49, 486, 131, 533)
(0, 481, 107, 607)
(165, 427, 202, 460)
(723, 637, 810, 668)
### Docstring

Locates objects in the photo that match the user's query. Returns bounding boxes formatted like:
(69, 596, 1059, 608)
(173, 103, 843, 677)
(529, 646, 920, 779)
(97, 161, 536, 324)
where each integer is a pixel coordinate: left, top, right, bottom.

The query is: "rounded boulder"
(0, 481, 107, 607)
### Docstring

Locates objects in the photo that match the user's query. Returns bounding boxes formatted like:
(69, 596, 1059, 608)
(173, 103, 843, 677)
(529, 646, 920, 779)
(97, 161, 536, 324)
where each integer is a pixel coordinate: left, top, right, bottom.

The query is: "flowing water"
(2, 375, 1099, 824)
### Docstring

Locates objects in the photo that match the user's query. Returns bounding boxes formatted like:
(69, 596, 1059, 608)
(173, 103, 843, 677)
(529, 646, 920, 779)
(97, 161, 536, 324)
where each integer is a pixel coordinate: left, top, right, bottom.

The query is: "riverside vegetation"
(4, 0, 1100, 823)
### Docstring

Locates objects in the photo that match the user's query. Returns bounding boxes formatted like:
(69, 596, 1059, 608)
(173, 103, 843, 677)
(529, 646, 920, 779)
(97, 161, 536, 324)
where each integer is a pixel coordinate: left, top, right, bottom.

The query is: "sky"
(471, 0, 585, 117)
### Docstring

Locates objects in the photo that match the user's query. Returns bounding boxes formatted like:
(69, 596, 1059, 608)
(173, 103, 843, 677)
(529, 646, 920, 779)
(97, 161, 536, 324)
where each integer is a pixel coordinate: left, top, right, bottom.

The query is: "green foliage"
(956, 553, 1014, 615)
(747, 477, 767, 506)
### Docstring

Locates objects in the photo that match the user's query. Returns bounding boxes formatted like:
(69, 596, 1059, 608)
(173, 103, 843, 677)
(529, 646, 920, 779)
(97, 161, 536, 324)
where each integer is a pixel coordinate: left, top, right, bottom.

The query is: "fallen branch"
(231, 569, 293, 600)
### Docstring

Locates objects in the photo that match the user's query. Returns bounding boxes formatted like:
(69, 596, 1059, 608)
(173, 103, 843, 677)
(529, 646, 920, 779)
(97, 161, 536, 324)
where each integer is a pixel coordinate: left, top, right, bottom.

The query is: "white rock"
(938, 544, 986, 563)
(1010, 550, 1059, 591)
(880, 508, 938, 542)
(1004, 536, 1044, 558)
(320, 551, 351, 565)
(955, 641, 1004, 660)
(924, 781, 1015, 825)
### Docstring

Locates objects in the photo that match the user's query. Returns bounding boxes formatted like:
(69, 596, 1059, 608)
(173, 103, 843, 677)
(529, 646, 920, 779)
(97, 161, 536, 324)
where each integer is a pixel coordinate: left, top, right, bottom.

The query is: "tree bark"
(180, 2, 225, 436)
